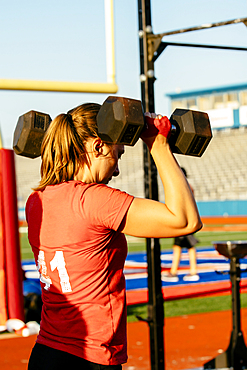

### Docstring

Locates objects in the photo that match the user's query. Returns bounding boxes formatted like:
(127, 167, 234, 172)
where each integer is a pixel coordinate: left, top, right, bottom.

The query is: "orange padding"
(201, 216, 247, 225)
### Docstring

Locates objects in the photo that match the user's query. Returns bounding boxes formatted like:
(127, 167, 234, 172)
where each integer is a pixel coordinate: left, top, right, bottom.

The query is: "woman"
(26, 102, 202, 370)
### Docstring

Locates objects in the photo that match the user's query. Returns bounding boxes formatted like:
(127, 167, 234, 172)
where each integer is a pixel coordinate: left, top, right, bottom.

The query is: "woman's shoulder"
(28, 181, 132, 203)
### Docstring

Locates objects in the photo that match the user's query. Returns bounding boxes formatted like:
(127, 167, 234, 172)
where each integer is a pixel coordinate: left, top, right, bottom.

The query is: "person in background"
(26, 105, 202, 370)
(163, 168, 200, 283)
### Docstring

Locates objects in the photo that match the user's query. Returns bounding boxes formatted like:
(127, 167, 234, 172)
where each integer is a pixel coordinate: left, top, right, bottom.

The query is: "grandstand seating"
(14, 155, 41, 212)
(174, 127, 247, 202)
(14, 126, 247, 214)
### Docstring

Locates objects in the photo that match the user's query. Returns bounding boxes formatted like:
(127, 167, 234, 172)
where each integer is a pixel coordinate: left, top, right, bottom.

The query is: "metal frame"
(147, 17, 247, 63)
(0, 0, 118, 94)
(204, 253, 247, 370)
(138, 2, 165, 370)
(152, 41, 247, 62)
(137, 3, 247, 370)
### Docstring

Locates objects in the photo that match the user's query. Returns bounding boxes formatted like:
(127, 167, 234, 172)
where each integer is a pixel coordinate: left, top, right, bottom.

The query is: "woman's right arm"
(120, 115, 202, 239)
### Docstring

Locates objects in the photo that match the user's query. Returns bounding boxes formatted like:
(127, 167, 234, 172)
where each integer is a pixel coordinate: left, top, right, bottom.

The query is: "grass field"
(20, 228, 247, 322)
(125, 229, 247, 253)
(127, 294, 247, 322)
(21, 228, 247, 259)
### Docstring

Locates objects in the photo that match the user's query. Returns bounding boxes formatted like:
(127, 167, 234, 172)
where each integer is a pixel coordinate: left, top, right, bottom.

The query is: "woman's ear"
(93, 138, 104, 157)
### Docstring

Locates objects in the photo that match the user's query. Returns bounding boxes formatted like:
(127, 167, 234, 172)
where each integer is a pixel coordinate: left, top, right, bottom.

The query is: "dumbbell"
(13, 96, 212, 159)
(97, 96, 212, 157)
(13, 110, 52, 159)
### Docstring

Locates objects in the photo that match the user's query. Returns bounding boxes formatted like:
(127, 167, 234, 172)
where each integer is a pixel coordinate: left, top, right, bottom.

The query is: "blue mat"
(22, 247, 247, 299)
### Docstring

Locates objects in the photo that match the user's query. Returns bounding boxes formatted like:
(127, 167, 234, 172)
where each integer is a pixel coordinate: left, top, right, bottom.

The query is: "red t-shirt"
(25, 181, 134, 365)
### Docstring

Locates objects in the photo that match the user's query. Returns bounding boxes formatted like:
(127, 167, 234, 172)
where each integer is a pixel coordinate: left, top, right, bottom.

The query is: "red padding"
(0, 149, 24, 321)
(0, 180, 7, 325)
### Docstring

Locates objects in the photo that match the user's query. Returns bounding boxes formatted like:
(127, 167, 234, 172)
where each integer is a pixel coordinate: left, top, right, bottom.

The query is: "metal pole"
(151, 16, 247, 40)
(230, 258, 241, 342)
(137, 1, 165, 369)
(204, 243, 247, 370)
(229, 257, 247, 370)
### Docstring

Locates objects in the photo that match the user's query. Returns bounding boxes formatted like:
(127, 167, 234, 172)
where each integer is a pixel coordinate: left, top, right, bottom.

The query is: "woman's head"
(34, 102, 124, 191)
(35, 103, 100, 190)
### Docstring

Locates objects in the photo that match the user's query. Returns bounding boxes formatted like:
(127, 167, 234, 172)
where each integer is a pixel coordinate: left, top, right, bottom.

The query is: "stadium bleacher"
(173, 127, 247, 202)
(14, 155, 41, 215)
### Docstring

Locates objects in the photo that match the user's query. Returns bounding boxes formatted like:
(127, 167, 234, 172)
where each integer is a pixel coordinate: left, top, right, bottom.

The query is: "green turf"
(127, 293, 247, 322)
(194, 230, 247, 248)
(21, 229, 247, 258)
(127, 230, 247, 253)
(20, 232, 33, 260)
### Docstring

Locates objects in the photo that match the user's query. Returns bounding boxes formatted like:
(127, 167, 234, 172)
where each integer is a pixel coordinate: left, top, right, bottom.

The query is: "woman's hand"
(141, 113, 171, 149)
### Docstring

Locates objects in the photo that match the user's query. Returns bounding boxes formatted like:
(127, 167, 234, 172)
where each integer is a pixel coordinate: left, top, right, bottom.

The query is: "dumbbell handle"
(171, 124, 176, 133)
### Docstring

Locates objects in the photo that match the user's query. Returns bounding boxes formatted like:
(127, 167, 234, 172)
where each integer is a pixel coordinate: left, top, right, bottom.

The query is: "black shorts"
(28, 343, 122, 370)
(174, 234, 198, 249)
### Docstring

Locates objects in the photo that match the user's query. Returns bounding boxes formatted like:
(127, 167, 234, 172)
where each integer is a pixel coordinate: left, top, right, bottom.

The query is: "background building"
(167, 82, 247, 130)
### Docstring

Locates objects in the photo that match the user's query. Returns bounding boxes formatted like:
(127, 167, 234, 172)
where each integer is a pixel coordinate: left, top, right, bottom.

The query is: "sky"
(0, 0, 247, 148)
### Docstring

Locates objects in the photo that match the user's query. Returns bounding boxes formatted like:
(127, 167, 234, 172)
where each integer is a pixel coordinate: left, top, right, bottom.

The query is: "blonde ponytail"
(34, 103, 101, 191)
